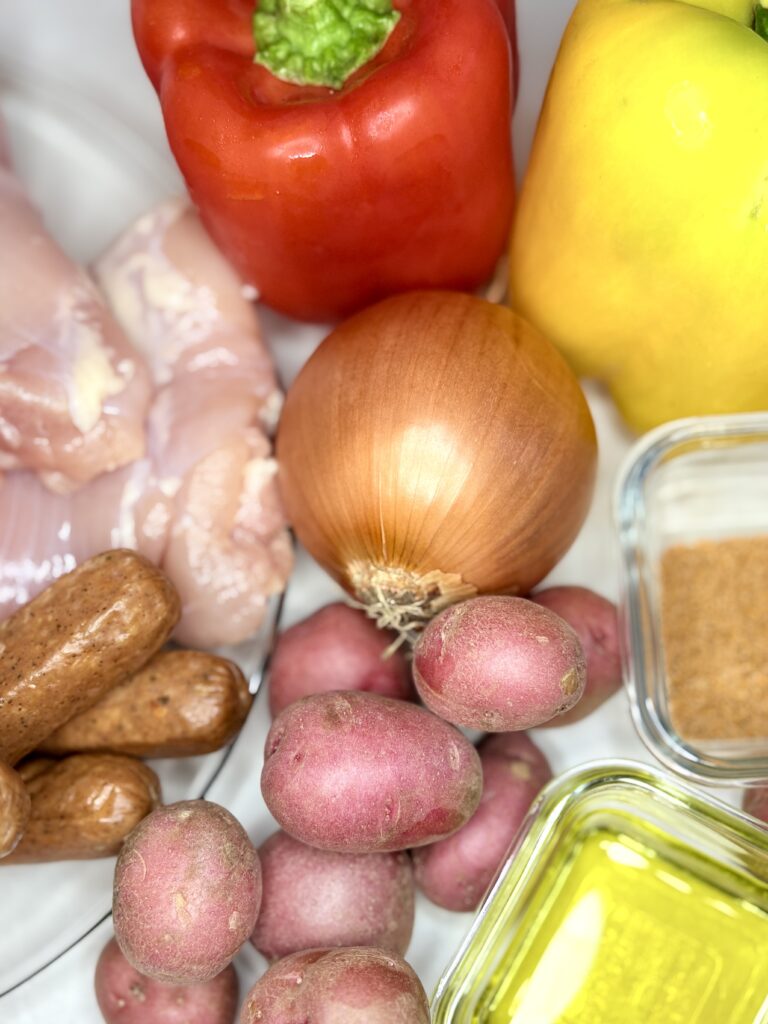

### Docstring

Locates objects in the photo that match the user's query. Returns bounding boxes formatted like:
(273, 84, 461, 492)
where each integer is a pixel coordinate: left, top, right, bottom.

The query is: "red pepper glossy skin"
(131, 0, 515, 323)
(494, 0, 519, 102)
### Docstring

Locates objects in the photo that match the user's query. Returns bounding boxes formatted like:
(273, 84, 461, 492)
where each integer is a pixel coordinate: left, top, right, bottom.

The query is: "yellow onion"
(276, 291, 597, 640)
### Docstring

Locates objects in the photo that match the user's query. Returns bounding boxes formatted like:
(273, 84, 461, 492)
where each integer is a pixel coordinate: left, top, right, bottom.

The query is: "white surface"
(0, 2, 701, 1020)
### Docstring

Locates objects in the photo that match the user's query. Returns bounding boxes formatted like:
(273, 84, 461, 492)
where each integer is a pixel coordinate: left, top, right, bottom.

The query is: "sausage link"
(2, 753, 161, 864)
(0, 549, 180, 765)
(39, 649, 253, 758)
(0, 761, 31, 858)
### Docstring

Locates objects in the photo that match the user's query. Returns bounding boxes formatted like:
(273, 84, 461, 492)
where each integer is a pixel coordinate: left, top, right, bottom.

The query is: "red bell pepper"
(131, 0, 515, 323)
(496, 0, 519, 102)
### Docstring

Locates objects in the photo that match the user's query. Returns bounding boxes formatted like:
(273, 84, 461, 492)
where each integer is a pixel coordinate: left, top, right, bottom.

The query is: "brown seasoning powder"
(660, 536, 768, 740)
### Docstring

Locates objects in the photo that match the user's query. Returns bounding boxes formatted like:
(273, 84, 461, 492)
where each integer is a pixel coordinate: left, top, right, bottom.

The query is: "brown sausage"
(2, 753, 161, 864)
(0, 761, 31, 858)
(39, 649, 253, 758)
(0, 549, 180, 765)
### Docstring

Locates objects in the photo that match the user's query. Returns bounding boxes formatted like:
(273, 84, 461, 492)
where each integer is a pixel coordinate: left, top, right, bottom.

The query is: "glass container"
(431, 760, 768, 1024)
(615, 413, 768, 786)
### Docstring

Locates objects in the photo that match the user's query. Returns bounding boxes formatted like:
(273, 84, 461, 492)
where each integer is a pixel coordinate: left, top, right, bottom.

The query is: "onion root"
(347, 562, 477, 648)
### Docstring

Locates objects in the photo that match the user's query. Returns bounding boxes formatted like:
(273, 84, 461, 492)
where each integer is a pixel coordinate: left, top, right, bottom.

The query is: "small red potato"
(268, 602, 413, 717)
(251, 830, 414, 960)
(413, 732, 552, 912)
(531, 586, 622, 726)
(743, 788, 768, 825)
(413, 595, 586, 730)
(95, 937, 239, 1024)
(261, 691, 482, 853)
(239, 947, 430, 1024)
(478, 730, 553, 776)
(113, 800, 261, 984)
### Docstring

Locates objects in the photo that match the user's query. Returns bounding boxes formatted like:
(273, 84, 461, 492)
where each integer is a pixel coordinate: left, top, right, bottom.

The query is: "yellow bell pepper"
(509, 0, 768, 432)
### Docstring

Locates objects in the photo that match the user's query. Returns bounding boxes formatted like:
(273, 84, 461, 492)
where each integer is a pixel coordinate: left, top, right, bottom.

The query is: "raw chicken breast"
(95, 199, 292, 647)
(0, 122, 11, 169)
(0, 463, 140, 610)
(0, 163, 151, 491)
(0, 200, 292, 649)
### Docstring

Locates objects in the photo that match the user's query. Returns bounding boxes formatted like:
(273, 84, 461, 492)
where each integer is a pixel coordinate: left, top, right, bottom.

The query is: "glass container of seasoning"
(615, 413, 768, 786)
(430, 760, 768, 1024)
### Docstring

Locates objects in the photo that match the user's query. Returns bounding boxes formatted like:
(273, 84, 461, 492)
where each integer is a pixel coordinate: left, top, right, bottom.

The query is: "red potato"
(261, 691, 482, 853)
(268, 602, 413, 717)
(94, 937, 239, 1024)
(251, 830, 414, 960)
(113, 800, 261, 984)
(743, 789, 768, 825)
(478, 730, 553, 776)
(531, 586, 622, 726)
(239, 947, 430, 1024)
(412, 595, 586, 731)
(413, 732, 552, 912)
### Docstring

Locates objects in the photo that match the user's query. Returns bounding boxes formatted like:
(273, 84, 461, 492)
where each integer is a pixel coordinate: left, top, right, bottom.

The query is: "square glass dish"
(615, 413, 768, 786)
(430, 760, 768, 1024)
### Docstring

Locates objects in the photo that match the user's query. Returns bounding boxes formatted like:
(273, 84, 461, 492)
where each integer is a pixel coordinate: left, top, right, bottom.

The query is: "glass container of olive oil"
(431, 761, 768, 1024)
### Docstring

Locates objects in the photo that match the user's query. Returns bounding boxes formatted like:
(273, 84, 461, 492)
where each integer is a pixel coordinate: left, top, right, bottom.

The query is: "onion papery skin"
(276, 291, 597, 638)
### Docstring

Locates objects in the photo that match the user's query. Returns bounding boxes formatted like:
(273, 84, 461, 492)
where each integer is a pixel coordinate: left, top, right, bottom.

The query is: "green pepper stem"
(253, 0, 400, 90)
(755, 0, 768, 40)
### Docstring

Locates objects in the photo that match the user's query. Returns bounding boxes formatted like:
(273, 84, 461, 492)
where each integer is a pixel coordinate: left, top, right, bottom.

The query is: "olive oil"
(475, 828, 768, 1024)
(431, 766, 768, 1024)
